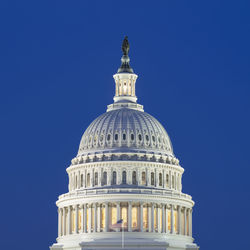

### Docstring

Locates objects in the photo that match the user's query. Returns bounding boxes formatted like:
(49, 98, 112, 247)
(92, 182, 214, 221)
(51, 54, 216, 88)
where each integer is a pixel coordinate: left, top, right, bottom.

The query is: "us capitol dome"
(50, 37, 199, 250)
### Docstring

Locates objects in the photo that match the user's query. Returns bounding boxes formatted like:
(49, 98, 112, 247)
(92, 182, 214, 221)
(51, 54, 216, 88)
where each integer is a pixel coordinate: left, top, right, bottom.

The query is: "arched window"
(87, 173, 90, 187)
(94, 172, 98, 186)
(112, 171, 117, 185)
(123, 133, 126, 140)
(122, 171, 127, 184)
(132, 171, 137, 185)
(166, 174, 169, 187)
(131, 133, 134, 141)
(80, 174, 83, 187)
(115, 133, 119, 141)
(141, 171, 146, 185)
(102, 171, 107, 186)
(151, 172, 155, 186)
(159, 173, 162, 186)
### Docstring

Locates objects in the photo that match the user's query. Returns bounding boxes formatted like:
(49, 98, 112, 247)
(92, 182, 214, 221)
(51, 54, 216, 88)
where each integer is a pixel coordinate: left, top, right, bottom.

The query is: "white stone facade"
(50, 39, 199, 250)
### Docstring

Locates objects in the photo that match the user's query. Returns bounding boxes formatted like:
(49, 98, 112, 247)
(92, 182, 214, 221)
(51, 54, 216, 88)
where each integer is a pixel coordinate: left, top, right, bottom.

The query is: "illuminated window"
(86, 208, 89, 231)
(141, 171, 146, 185)
(121, 206, 128, 228)
(132, 206, 138, 230)
(168, 210, 171, 231)
(159, 207, 162, 232)
(174, 210, 177, 233)
(91, 207, 94, 231)
(94, 172, 98, 186)
(111, 206, 117, 228)
(87, 173, 90, 187)
(78, 209, 82, 231)
(122, 171, 126, 184)
(151, 172, 155, 186)
(112, 171, 117, 185)
(159, 173, 162, 186)
(154, 207, 157, 231)
(101, 206, 105, 230)
(71, 210, 75, 232)
(132, 171, 136, 185)
(102, 171, 107, 185)
(143, 206, 148, 230)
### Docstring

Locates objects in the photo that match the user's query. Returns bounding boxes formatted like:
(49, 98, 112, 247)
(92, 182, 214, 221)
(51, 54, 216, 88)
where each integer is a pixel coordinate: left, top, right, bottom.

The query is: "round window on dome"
(115, 133, 119, 141)
(107, 134, 111, 141)
(131, 133, 134, 141)
(123, 133, 126, 140)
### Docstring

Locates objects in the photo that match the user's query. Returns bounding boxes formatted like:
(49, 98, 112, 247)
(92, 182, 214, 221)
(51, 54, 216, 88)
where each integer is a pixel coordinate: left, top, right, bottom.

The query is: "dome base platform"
(50, 233, 199, 250)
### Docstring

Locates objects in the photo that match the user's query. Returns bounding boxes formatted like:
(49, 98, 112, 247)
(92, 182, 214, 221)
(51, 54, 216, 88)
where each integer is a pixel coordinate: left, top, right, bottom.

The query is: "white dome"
(77, 107, 174, 157)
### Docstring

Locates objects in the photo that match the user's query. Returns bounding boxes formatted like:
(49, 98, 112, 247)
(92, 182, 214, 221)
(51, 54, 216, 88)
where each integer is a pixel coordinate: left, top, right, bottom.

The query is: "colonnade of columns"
(58, 202, 192, 238)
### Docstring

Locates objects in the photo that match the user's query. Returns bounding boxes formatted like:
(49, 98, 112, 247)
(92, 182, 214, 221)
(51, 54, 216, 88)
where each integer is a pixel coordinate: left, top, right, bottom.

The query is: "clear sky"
(0, 1, 249, 249)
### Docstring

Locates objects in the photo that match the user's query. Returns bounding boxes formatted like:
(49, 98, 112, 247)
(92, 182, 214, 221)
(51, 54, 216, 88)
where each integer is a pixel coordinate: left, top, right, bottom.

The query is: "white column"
(105, 202, 109, 232)
(184, 207, 187, 235)
(157, 206, 161, 232)
(165, 205, 168, 233)
(189, 209, 192, 237)
(116, 203, 120, 231)
(63, 207, 66, 235)
(178, 206, 181, 234)
(148, 205, 151, 232)
(67, 206, 71, 235)
(128, 202, 132, 232)
(151, 203, 155, 232)
(107, 169, 111, 186)
(88, 204, 92, 233)
(81, 205, 84, 233)
(93, 203, 97, 232)
(162, 205, 165, 233)
(58, 208, 61, 237)
(75, 205, 78, 234)
(140, 203, 143, 232)
(78, 171, 81, 188)
(84, 204, 87, 233)
(97, 204, 100, 232)
(170, 205, 174, 234)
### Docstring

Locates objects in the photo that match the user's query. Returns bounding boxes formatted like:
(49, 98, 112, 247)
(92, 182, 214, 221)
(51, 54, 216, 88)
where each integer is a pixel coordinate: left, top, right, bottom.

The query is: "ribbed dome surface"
(77, 108, 173, 157)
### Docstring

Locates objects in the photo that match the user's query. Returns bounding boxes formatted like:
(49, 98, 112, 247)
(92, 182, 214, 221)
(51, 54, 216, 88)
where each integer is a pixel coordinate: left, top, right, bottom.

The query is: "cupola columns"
(113, 36, 138, 103)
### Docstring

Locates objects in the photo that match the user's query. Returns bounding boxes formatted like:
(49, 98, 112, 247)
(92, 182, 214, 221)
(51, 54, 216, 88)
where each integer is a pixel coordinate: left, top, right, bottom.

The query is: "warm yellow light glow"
(174, 210, 177, 233)
(132, 206, 138, 229)
(86, 209, 89, 230)
(101, 207, 105, 229)
(91, 207, 94, 230)
(71, 210, 75, 232)
(78, 209, 82, 231)
(111, 206, 117, 226)
(143, 207, 148, 229)
(159, 208, 162, 232)
(154, 207, 157, 230)
(168, 210, 171, 231)
(121, 206, 128, 227)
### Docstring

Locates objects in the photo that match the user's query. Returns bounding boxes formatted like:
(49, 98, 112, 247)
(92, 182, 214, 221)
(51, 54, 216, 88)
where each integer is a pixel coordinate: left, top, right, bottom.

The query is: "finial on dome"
(122, 36, 129, 56)
(118, 36, 134, 73)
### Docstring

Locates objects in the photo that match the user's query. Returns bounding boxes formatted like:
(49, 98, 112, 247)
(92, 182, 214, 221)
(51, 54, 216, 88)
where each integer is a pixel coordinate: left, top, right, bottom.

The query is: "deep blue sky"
(0, 1, 249, 249)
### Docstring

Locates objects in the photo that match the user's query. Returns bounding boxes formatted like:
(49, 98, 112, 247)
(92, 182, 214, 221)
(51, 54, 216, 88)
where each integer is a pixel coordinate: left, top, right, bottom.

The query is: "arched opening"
(122, 171, 127, 184)
(166, 174, 169, 187)
(151, 172, 155, 186)
(87, 173, 90, 187)
(141, 171, 146, 185)
(102, 171, 107, 185)
(159, 173, 162, 186)
(112, 171, 117, 185)
(94, 172, 98, 186)
(132, 171, 136, 185)
(80, 174, 83, 187)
